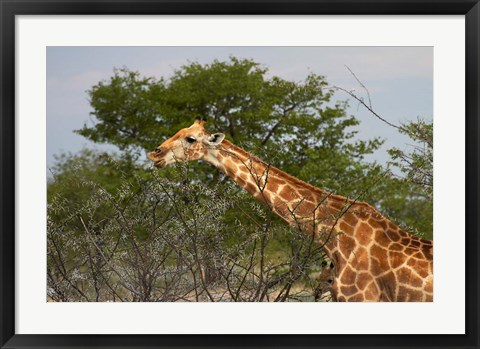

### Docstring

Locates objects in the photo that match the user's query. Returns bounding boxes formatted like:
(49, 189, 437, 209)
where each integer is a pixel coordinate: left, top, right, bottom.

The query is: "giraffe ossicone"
(148, 119, 433, 302)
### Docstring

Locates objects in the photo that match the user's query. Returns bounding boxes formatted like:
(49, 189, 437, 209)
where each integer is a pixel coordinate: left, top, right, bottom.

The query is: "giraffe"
(147, 118, 433, 302)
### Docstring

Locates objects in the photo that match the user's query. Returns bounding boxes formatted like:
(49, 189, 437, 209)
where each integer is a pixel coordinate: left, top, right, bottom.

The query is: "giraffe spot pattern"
(407, 259, 430, 279)
(424, 280, 433, 293)
(342, 213, 358, 227)
(339, 221, 351, 232)
(410, 239, 421, 248)
(397, 286, 424, 302)
(340, 285, 359, 296)
(355, 222, 373, 246)
(266, 181, 278, 193)
(356, 272, 374, 291)
(364, 283, 380, 300)
(353, 247, 369, 270)
(422, 246, 433, 260)
(397, 267, 424, 288)
(347, 293, 365, 302)
(339, 235, 356, 258)
(389, 243, 405, 252)
(279, 186, 297, 201)
(329, 199, 345, 212)
(370, 244, 390, 276)
(295, 200, 317, 216)
(368, 217, 388, 230)
(340, 266, 357, 285)
(380, 271, 398, 300)
(375, 230, 393, 246)
(385, 229, 401, 242)
(389, 251, 408, 269)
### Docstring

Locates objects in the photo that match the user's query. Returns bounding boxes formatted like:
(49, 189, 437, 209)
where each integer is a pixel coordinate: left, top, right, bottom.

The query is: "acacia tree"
(77, 58, 384, 195)
(388, 119, 433, 198)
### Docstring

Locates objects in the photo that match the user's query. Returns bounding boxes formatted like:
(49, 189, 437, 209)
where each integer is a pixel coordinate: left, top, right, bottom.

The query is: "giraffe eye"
(185, 136, 196, 144)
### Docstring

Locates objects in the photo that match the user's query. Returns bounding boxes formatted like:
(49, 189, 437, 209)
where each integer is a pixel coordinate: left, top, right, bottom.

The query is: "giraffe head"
(147, 118, 225, 168)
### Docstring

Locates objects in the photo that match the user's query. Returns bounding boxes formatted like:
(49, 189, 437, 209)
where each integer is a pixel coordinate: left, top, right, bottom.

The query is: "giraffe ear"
(206, 133, 225, 145)
(194, 117, 207, 126)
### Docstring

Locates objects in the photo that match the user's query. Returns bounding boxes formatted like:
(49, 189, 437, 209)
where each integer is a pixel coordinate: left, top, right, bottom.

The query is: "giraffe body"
(148, 119, 433, 302)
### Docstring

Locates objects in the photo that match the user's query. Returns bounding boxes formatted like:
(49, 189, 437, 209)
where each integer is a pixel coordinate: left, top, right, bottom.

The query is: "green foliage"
(378, 118, 433, 240)
(77, 69, 166, 151)
(48, 149, 141, 228)
(367, 174, 433, 240)
(388, 118, 433, 200)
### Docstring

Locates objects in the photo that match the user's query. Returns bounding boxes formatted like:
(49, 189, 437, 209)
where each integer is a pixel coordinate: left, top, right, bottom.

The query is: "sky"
(46, 46, 432, 172)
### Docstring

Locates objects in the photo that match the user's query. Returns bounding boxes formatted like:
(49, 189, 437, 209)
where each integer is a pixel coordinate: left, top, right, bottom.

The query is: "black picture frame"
(1, 1, 479, 348)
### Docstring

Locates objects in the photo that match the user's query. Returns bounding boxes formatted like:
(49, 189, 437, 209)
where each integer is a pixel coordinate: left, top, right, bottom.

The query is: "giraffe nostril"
(155, 148, 164, 155)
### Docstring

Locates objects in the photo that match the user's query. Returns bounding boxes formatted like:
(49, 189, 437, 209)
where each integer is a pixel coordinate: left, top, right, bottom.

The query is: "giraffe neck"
(204, 140, 365, 248)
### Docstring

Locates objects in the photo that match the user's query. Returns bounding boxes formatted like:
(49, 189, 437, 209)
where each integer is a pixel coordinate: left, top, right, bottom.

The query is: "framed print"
(1, 1, 479, 348)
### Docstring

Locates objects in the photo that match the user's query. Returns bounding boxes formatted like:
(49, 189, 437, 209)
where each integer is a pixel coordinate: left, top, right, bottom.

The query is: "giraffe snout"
(147, 147, 167, 163)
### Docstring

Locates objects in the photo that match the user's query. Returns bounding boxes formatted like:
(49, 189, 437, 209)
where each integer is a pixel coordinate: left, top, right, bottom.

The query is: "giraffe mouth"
(154, 159, 166, 168)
